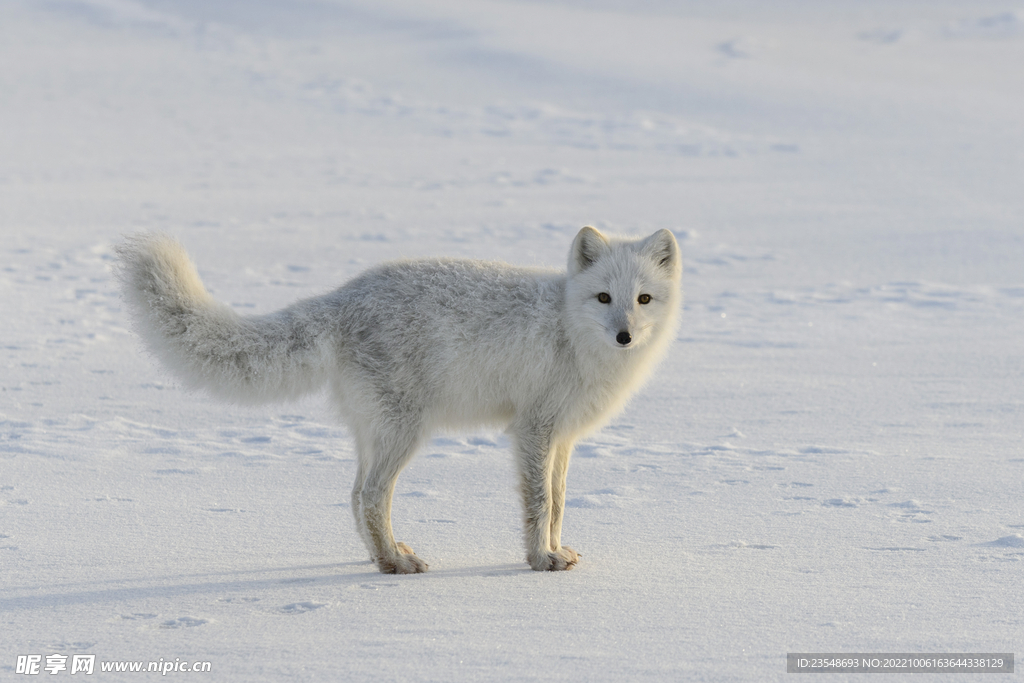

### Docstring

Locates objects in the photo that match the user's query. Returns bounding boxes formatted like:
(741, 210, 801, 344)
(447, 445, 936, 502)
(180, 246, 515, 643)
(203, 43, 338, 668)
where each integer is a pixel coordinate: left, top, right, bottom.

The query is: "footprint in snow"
(278, 602, 327, 614)
(943, 11, 1024, 39)
(823, 498, 859, 508)
(859, 28, 907, 44)
(889, 500, 935, 523)
(160, 617, 208, 629)
(399, 490, 439, 498)
(48, 641, 96, 651)
(727, 541, 778, 550)
(979, 534, 1024, 548)
(566, 488, 634, 509)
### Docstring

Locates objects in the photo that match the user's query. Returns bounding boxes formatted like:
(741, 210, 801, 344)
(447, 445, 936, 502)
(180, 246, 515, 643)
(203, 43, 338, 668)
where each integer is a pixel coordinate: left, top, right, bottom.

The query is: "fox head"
(565, 226, 682, 352)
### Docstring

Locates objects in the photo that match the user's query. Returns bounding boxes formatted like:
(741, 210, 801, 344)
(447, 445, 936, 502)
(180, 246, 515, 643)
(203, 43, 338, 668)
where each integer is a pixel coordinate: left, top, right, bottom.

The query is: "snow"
(1, 0, 1022, 680)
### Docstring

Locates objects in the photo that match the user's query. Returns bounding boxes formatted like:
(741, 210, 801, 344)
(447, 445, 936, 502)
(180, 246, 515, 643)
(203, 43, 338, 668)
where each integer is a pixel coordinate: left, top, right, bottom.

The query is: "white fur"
(115, 227, 682, 573)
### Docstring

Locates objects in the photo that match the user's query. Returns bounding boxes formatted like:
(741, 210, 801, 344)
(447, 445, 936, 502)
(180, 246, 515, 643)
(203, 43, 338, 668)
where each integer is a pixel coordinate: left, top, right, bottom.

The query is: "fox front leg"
(514, 424, 580, 571)
(548, 440, 578, 561)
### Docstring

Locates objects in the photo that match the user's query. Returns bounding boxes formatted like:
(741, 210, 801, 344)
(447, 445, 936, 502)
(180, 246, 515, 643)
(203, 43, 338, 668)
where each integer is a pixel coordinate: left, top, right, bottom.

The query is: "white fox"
(115, 227, 681, 573)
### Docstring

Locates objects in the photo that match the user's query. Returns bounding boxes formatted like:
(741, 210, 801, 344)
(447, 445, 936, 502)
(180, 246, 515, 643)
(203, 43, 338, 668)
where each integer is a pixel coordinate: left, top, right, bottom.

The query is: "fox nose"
(616, 330, 632, 346)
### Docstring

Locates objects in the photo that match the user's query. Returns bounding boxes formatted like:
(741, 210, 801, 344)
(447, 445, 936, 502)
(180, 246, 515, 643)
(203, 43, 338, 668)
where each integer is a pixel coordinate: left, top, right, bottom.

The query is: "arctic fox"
(115, 227, 681, 573)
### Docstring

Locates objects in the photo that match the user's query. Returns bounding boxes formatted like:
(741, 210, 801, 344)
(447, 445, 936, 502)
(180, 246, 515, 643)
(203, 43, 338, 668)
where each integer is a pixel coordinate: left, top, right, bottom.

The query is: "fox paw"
(378, 545, 428, 574)
(528, 546, 580, 572)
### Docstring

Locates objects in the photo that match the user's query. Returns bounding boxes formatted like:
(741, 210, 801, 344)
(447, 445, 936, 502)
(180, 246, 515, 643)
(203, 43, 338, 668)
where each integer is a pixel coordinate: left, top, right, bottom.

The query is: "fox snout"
(615, 330, 632, 346)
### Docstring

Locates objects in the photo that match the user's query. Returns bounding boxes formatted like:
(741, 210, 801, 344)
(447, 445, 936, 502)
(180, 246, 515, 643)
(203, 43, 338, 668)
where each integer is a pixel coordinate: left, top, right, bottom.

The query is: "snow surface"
(2, 0, 1022, 680)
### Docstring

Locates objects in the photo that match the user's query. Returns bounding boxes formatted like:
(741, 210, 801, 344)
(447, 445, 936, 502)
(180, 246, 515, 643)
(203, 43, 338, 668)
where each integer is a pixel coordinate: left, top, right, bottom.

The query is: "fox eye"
(638, 294, 652, 305)
(597, 292, 611, 304)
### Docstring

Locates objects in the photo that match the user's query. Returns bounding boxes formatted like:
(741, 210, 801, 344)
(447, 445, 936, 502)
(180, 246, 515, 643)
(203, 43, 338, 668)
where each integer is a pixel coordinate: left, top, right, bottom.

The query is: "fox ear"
(641, 229, 681, 275)
(569, 226, 609, 274)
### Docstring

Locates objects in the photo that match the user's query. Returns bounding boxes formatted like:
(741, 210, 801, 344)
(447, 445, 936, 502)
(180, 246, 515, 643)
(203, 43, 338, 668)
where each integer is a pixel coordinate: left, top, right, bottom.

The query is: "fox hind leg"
(350, 447, 374, 562)
(356, 418, 428, 574)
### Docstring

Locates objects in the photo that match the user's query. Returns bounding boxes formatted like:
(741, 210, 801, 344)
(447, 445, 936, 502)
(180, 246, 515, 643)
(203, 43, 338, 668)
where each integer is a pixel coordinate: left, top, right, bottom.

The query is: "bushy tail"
(114, 233, 333, 404)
